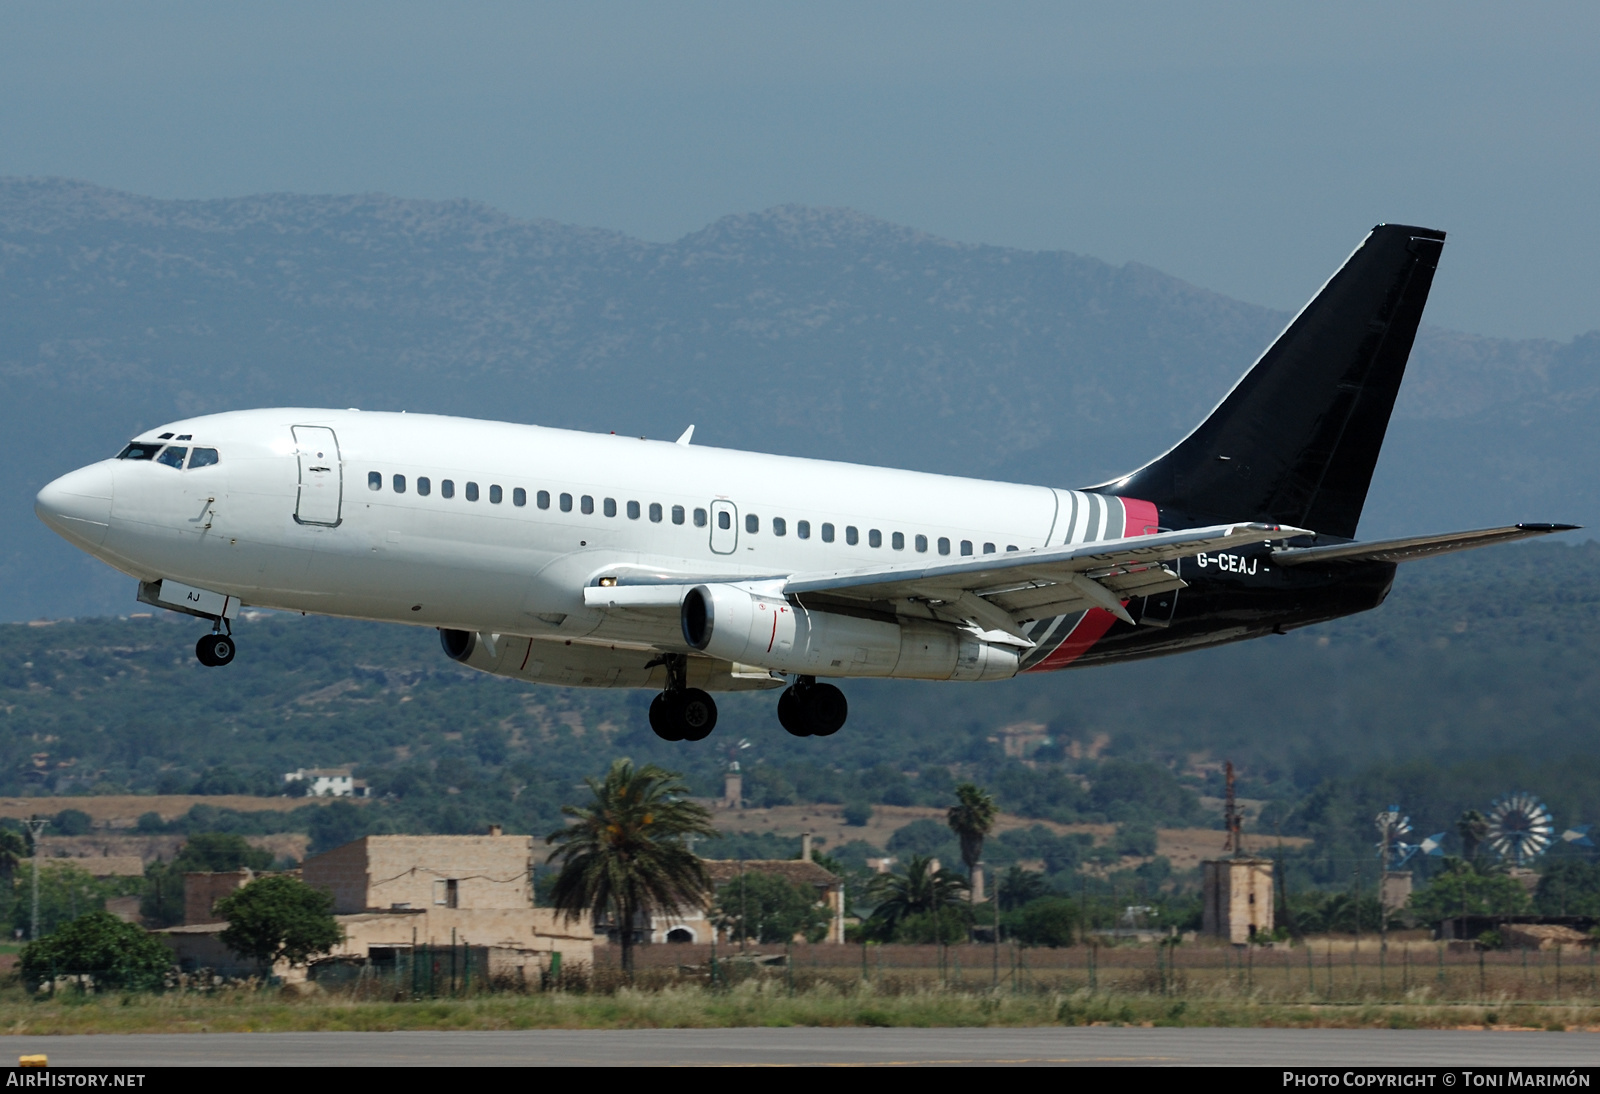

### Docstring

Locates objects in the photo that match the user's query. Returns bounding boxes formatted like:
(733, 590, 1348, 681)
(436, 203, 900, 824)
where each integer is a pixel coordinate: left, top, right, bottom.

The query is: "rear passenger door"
(292, 425, 343, 527)
(708, 499, 738, 554)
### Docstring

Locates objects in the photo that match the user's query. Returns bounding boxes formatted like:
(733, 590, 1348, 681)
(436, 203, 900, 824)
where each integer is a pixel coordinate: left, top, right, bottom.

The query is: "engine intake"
(439, 628, 476, 662)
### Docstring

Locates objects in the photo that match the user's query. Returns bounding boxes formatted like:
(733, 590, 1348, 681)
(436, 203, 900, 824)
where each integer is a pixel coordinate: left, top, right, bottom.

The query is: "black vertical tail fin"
(1102, 224, 1445, 539)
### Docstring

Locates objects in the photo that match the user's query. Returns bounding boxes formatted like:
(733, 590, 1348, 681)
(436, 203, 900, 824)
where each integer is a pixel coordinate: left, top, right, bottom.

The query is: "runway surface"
(2, 1026, 1598, 1066)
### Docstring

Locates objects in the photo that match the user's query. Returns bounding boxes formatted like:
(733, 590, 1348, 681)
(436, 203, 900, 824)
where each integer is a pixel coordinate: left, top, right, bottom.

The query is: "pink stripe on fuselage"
(1025, 495, 1159, 672)
(1122, 496, 1159, 537)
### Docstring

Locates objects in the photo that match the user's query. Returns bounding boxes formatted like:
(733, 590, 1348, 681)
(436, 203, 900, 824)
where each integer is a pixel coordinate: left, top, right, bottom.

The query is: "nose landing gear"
(645, 653, 717, 742)
(777, 676, 847, 737)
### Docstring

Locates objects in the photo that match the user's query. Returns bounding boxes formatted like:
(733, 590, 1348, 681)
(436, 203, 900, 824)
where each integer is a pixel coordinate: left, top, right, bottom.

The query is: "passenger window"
(489, 485, 502, 504)
(581, 495, 594, 515)
(797, 520, 810, 539)
(672, 505, 685, 525)
(116, 442, 161, 461)
(938, 537, 951, 555)
(915, 534, 928, 553)
(418, 477, 432, 496)
(603, 498, 617, 517)
(442, 479, 455, 499)
(465, 482, 479, 502)
(821, 523, 835, 543)
(693, 508, 707, 527)
(514, 488, 527, 507)
(189, 448, 220, 469)
(892, 531, 904, 550)
(960, 540, 973, 556)
(394, 475, 407, 493)
(845, 526, 858, 545)
(156, 446, 187, 469)
(627, 500, 641, 520)
(868, 529, 881, 548)
(1006, 545, 1019, 552)
(746, 514, 759, 534)
(983, 542, 996, 554)
(560, 493, 573, 512)
(773, 517, 786, 536)
(649, 502, 663, 523)
(718, 511, 731, 530)
(368, 471, 382, 491)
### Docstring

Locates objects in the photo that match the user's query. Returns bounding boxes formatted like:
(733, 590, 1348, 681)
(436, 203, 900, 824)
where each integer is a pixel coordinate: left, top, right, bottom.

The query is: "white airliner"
(34, 225, 1573, 742)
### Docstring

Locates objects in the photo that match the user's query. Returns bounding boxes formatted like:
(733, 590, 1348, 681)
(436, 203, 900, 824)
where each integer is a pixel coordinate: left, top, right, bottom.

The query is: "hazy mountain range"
(3, 177, 1596, 622)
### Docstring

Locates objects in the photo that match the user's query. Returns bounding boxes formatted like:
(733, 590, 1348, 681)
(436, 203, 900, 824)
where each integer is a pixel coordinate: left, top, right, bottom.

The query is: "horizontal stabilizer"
(1271, 523, 1579, 567)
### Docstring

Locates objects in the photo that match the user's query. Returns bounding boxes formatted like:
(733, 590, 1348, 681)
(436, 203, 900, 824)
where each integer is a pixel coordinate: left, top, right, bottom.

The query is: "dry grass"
(4, 972, 1600, 1036)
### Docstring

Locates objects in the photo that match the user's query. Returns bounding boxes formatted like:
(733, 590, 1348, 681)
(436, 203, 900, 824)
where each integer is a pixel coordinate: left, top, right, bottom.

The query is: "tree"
(714, 872, 829, 944)
(996, 865, 1049, 912)
(140, 832, 276, 928)
(215, 875, 343, 976)
(1009, 896, 1080, 947)
(546, 759, 717, 978)
(0, 829, 26, 885)
(1457, 810, 1490, 867)
(864, 854, 967, 940)
(946, 782, 998, 906)
(1536, 859, 1600, 916)
(53, 809, 92, 837)
(175, 832, 274, 873)
(5, 861, 115, 939)
(20, 910, 173, 992)
(1407, 859, 1530, 925)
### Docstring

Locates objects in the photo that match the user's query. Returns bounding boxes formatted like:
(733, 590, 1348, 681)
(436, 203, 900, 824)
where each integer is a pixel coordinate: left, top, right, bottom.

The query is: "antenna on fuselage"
(675, 425, 695, 446)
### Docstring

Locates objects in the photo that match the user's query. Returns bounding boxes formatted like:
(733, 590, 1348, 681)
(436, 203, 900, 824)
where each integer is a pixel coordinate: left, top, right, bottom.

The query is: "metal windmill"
(1374, 805, 1417, 870)
(1485, 792, 1556, 867)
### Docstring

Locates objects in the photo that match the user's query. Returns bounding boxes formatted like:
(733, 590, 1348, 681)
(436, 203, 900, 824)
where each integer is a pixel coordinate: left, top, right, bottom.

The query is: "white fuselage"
(37, 408, 1142, 690)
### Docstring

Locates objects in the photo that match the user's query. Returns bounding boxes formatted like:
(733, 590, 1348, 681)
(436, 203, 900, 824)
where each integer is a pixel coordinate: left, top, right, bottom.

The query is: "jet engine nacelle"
(680, 584, 1018, 681)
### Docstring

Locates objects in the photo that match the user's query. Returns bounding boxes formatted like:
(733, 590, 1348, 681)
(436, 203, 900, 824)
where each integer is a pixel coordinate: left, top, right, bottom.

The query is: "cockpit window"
(156, 446, 188, 469)
(117, 442, 162, 461)
(189, 448, 220, 469)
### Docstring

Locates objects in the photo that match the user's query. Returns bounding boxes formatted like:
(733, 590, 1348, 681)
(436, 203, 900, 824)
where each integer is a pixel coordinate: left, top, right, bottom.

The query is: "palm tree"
(1457, 810, 1489, 868)
(0, 830, 26, 886)
(996, 865, 1048, 912)
(546, 758, 718, 979)
(866, 854, 968, 940)
(947, 782, 997, 931)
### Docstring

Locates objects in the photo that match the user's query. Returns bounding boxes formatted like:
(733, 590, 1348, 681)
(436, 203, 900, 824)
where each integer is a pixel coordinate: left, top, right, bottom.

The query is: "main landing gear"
(777, 676, 847, 737)
(194, 625, 235, 668)
(646, 654, 718, 742)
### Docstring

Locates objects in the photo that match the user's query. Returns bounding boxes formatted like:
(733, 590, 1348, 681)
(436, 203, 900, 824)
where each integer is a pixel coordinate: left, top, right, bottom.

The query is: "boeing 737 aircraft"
(34, 224, 1575, 742)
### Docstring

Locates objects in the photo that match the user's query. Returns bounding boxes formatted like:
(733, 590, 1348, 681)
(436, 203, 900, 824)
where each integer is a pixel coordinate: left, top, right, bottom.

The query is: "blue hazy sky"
(2, 2, 1596, 340)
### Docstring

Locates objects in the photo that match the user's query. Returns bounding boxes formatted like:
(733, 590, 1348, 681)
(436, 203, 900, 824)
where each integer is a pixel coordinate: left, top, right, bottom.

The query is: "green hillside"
(3, 540, 1596, 876)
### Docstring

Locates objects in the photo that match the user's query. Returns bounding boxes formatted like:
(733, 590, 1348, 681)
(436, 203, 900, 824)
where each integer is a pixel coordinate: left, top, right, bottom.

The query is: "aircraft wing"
(1271, 523, 1579, 567)
(782, 522, 1304, 639)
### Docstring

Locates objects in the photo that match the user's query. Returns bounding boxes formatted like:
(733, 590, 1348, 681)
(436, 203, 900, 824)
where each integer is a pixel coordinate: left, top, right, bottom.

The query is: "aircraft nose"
(35, 462, 114, 548)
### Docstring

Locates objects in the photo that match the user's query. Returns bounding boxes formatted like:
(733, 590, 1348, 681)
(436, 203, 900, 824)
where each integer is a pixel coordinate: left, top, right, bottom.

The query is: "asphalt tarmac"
(2, 1026, 1598, 1067)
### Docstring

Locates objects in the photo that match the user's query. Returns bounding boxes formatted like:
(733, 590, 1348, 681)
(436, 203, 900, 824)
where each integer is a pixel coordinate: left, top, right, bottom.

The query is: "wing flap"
(783, 522, 1301, 601)
(1272, 523, 1578, 566)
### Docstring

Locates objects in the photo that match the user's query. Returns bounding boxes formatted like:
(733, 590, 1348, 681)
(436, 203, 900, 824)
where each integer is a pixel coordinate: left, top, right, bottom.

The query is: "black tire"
(209, 634, 235, 666)
(649, 692, 686, 741)
(195, 635, 217, 667)
(679, 688, 718, 741)
(801, 683, 847, 736)
(777, 687, 810, 737)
